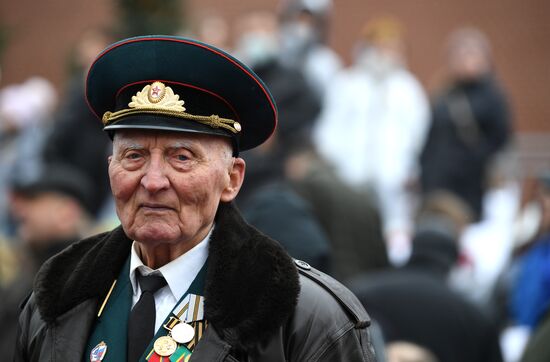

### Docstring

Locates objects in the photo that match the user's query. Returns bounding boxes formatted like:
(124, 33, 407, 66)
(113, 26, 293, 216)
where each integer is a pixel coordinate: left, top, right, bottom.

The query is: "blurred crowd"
(0, 0, 548, 361)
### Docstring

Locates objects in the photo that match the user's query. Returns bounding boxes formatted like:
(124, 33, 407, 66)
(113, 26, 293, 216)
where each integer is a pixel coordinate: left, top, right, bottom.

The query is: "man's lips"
(139, 203, 175, 212)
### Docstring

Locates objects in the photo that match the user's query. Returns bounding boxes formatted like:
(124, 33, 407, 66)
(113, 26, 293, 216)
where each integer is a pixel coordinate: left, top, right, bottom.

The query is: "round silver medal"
(171, 322, 195, 344)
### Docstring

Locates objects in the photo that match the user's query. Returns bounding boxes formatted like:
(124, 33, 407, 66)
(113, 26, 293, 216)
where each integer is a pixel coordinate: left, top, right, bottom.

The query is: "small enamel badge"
(148, 81, 166, 103)
(90, 341, 108, 361)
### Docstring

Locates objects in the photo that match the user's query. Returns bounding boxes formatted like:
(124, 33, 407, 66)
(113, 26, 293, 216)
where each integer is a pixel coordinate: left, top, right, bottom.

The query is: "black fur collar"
(33, 202, 300, 347)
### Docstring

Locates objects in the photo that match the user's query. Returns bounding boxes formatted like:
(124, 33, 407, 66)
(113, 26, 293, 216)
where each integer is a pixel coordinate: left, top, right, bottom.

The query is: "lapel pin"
(90, 341, 108, 361)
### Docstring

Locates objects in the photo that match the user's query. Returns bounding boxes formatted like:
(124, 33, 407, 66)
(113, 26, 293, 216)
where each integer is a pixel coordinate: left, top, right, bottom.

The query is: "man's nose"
(141, 158, 170, 193)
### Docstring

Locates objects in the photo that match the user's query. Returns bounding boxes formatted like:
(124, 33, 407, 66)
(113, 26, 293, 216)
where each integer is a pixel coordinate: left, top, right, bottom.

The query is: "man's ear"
(108, 155, 112, 165)
(220, 157, 246, 202)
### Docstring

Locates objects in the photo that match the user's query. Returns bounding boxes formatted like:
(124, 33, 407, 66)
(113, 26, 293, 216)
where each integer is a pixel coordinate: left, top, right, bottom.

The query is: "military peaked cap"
(86, 35, 278, 152)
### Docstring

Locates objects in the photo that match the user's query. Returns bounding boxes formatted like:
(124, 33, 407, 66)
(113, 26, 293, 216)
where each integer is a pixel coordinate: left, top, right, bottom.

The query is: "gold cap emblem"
(129, 81, 185, 112)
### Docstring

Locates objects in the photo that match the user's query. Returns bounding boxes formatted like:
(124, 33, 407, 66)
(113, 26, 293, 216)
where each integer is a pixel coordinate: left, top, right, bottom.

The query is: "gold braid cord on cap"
(102, 81, 242, 134)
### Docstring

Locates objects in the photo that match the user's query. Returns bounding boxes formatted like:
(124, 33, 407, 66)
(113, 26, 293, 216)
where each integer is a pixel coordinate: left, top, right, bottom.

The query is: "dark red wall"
(1, 0, 549, 133)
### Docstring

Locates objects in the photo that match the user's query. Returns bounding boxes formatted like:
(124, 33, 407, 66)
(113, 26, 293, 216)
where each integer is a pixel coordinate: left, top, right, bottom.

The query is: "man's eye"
(176, 154, 189, 161)
(126, 152, 142, 160)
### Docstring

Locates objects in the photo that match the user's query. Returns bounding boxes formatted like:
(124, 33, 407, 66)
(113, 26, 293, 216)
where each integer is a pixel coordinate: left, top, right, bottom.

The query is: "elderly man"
(14, 36, 376, 361)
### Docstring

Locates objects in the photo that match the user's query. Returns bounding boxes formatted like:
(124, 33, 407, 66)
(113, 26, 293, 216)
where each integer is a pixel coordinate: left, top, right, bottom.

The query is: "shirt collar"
(129, 227, 211, 300)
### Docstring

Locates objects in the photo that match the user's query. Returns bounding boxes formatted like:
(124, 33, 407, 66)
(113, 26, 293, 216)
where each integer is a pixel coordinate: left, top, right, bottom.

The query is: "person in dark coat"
(42, 29, 113, 218)
(233, 10, 321, 149)
(15, 36, 377, 362)
(234, 11, 330, 272)
(420, 27, 511, 221)
(0, 163, 93, 359)
(349, 191, 503, 362)
(287, 148, 388, 281)
(237, 148, 331, 272)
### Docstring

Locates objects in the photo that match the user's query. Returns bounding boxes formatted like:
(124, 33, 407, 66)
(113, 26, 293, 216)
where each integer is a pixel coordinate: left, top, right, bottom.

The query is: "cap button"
(294, 259, 311, 270)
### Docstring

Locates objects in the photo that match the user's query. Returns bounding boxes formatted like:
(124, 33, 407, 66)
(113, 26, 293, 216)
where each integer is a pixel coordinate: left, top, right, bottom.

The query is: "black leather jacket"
(15, 203, 377, 361)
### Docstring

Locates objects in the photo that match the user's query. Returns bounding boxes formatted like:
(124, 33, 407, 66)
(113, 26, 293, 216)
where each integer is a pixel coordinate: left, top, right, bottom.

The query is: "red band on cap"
(115, 79, 241, 123)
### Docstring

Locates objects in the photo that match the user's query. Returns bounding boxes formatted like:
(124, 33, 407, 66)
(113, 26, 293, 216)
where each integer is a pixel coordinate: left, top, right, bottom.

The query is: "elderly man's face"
(109, 130, 244, 250)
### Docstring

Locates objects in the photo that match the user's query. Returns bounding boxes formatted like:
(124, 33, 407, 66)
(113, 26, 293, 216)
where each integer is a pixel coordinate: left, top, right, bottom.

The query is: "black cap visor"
(104, 114, 239, 154)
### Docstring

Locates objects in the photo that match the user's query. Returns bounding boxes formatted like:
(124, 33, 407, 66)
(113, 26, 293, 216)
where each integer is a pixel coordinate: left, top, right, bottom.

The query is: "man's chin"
(126, 224, 181, 245)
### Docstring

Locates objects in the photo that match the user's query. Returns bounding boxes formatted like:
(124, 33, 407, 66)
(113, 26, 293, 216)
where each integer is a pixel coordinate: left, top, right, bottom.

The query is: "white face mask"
(354, 47, 399, 78)
(235, 32, 279, 68)
(279, 22, 316, 62)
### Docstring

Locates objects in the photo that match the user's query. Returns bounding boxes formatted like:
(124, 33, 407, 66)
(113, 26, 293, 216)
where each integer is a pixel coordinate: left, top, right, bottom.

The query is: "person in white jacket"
(314, 17, 429, 264)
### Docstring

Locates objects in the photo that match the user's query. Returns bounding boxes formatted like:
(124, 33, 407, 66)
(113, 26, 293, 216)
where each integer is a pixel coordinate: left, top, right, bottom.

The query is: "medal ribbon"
(143, 262, 208, 361)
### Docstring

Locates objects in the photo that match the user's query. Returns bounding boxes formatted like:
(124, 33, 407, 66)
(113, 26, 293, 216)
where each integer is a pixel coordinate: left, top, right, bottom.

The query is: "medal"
(154, 336, 178, 357)
(171, 322, 195, 344)
(90, 341, 108, 361)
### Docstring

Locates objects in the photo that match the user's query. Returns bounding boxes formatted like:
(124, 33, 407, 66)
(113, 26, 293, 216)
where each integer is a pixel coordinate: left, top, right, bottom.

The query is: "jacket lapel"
(50, 299, 97, 361)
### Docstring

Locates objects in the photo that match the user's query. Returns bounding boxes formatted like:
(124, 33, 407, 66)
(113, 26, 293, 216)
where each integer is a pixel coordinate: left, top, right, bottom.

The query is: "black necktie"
(127, 273, 167, 362)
